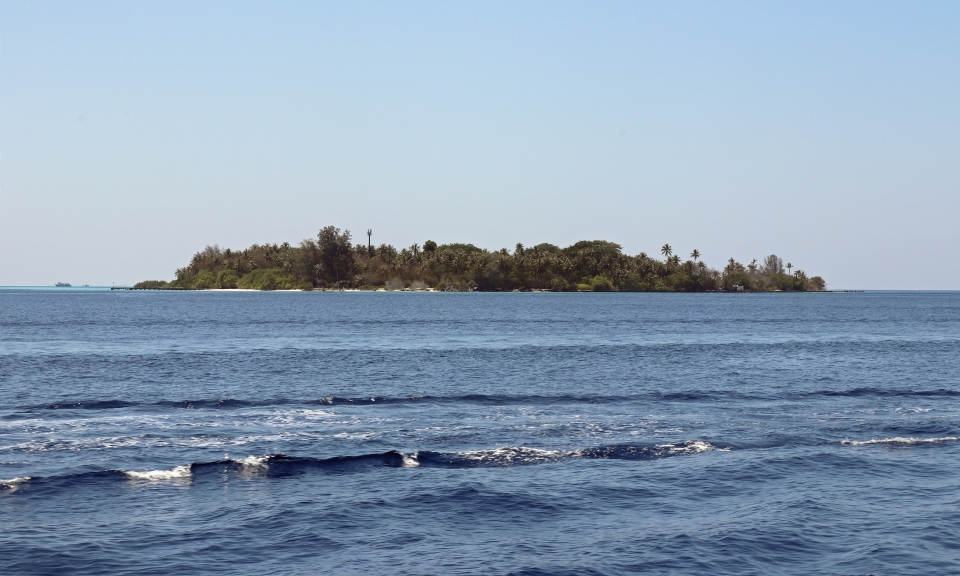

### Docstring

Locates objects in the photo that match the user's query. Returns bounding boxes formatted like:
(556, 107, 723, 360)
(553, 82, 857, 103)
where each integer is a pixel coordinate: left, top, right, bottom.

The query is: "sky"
(1, 1, 958, 289)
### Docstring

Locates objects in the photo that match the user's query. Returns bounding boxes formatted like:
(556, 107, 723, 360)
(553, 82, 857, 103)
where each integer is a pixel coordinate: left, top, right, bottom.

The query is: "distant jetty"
(135, 226, 827, 293)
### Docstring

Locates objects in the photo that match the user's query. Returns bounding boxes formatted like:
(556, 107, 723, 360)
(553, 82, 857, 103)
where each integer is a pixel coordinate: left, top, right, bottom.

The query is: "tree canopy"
(135, 226, 826, 292)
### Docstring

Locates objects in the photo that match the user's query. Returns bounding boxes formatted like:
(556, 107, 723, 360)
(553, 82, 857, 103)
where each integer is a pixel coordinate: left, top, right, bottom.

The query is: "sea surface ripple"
(2, 290, 960, 575)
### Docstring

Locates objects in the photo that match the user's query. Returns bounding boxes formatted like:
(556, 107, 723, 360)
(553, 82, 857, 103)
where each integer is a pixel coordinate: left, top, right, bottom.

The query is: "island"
(135, 226, 826, 292)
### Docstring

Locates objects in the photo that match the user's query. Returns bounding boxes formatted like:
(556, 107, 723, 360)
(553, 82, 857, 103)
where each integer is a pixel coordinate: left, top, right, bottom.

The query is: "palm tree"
(786, 262, 792, 275)
(690, 249, 700, 263)
(661, 244, 672, 259)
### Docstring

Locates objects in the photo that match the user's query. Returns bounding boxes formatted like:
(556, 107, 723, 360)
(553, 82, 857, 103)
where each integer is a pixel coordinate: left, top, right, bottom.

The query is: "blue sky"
(1, 1, 958, 288)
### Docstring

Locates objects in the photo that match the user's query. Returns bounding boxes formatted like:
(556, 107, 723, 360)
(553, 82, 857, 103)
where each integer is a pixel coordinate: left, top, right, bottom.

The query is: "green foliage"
(651, 279, 673, 292)
(138, 229, 826, 294)
(237, 269, 310, 291)
(193, 270, 217, 289)
(317, 226, 354, 286)
(217, 270, 239, 289)
(167, 275, 195, 289)
(666, 272, 694, 291)
(549, 276, 573, 292)
(619, 274, 649, 292)
(589, 276, 615, 292)
(562, 240, 622, 257)
(533, 243, 561, 253)
(437, 243, 482, 253)
(132, 280, 168, 290)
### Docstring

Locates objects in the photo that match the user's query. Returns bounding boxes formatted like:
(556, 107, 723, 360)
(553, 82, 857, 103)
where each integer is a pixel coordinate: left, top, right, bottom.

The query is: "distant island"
(134, 226, 826, 292)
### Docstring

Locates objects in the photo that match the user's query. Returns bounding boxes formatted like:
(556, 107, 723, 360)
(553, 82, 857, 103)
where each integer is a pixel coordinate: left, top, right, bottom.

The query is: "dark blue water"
(2, 290, 960, 575)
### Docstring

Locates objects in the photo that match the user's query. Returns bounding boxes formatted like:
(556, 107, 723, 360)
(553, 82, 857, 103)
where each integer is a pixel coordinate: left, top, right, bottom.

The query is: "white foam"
(401, 452, 420, 468)
(124, 465, 192, 481)
(234, 455, 269, 468)
(842, 436, 960, 446)
(457, 446, 568, 465)
(0, 476, 31, 493)
(655, 440, 719, 455)
(0, 476, 31, 488)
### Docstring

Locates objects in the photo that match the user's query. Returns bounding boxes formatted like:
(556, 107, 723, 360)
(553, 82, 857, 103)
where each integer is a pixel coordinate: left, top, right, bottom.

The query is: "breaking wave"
(1, 441, 721, 493)
(841, 436, 960, 446)
(124, 465, 192, 481)
(14, 435, 957, 493)
(419, 441, 720, 467)
(0, 476, 31, 491)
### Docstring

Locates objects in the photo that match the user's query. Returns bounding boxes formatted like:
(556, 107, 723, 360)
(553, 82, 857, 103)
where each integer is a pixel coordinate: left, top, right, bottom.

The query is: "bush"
(618, 274, 643, 292)
(167, 275, 195, 289)
(765, 273, 807, 292)
(133, 280, 168, 290)
(589, 276, 615, 292)
(237, 269, 309, 290)
(217, 270, 239, 289)
(652, 279, 673, 292)
(549, 277, 573, 291)
(666, 272, 694, 291)
(193, 270, 217, 289)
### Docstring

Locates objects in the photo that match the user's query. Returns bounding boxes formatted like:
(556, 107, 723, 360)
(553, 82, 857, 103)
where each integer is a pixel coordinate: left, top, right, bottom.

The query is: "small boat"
(55, 282, 72, 287)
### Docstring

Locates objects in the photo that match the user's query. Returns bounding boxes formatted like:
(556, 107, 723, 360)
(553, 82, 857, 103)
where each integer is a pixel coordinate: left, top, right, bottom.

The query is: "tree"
(808, 276, 826, 291)
(143, 225, 829, 293)
(317, 226, 354, 286)
(761, 254, 783, 274)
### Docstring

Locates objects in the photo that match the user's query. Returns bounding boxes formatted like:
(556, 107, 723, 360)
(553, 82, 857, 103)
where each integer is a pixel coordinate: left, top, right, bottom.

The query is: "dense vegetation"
(135, 226, 826, 292)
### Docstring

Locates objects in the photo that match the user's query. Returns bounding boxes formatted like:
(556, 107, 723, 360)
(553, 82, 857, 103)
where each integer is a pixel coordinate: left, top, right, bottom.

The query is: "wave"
(9, 435, 960, 494)
(0, 476, 31, 492)
(1, 441, 720, 493)
(25, 394, 633, 412)
(34, 398, 268, 411)
(418, 441, 720, 468)
(841, 436, 960, 446)
(231, 455, 270, 468)
(817, 387, 960, 399)
(125, 465, 192, 481)
(16, 387, 960, 415)
(124, 455, 271, 480)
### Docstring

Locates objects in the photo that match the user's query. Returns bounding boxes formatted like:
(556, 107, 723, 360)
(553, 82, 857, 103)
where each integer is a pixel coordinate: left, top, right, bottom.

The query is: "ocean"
(2, 289, 960, 575)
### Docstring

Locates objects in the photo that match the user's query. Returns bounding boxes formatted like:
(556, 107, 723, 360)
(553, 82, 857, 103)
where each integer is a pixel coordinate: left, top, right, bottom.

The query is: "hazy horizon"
(2, 1, 958, 290)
